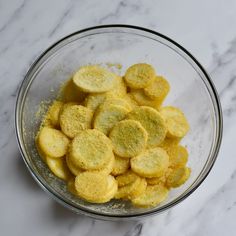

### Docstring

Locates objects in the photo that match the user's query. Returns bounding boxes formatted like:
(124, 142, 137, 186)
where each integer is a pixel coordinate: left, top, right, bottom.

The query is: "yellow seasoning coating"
(116, 170, 140, 187)
(73, 65, 117, 93)
(132, 184, 169, 208)
(93, 104, 129, 135)
(115, 177, 142, 200)
(106, 76, 127, 97)
(75, 172, 117, 203)
(144, 76, 170, 100)
(46, 156, 72, 181)
(123, 93, 138, 109)
(127, 106, 167, 147)
(95, 175, 118, 203)
(66, 153, 84, 176)
(160, 106, 190, 138)
(60, 104, 93, 138)
(130, 89, 162, 110)
(131, 147, 169, 178)
(46, 100, 64, 128)
(130, 178, 147, 199)
(124, 63, 155, 89)
(111, 155, 130, 176)
(60, 102, 79, 113)
(84, 93, 110, 112)
(61, 78, 86, 103)
(166, 167, 191, 188)
(158, 137, 181, 152)
(35, 136, 47, 162)
(70, 129, 113, 170)
(92, 153, 115, 175)
(167, 145, 188, 168)
(101, 97, 131, 111)
(38, 127, 70, 158)
(146, 175, 166, 185)
(109, 120, 148, 158)
(67, 178, 78, 195)
(146, 168, 172, 185)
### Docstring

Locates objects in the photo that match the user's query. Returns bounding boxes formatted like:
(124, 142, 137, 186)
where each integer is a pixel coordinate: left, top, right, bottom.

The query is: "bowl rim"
(15, 24, 223, 220)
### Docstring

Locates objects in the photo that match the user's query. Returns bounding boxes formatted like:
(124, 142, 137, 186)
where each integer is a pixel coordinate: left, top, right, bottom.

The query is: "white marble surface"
(0, 0, 236, 235)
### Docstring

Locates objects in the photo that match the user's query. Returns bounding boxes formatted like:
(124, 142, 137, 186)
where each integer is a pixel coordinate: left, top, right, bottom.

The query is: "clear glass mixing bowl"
(15, 25, 223, 220)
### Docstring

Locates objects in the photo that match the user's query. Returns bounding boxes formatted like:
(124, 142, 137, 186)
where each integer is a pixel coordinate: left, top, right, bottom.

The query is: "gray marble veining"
(0, 0, 236, 235)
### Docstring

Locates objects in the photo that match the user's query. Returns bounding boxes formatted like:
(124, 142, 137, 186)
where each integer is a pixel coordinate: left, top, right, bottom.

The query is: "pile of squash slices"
(36, 63, 190, 208)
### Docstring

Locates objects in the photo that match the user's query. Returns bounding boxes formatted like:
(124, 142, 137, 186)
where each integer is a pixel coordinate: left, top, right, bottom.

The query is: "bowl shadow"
(15, 150, 42, 192)
(51, 200, 141, 236)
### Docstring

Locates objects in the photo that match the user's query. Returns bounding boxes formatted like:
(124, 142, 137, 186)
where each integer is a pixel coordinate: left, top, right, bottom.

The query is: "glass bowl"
(15, 25, 223, 220)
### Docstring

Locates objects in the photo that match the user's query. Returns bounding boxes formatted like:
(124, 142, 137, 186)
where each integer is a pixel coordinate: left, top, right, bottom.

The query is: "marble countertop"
(1, 0, 236, 235)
